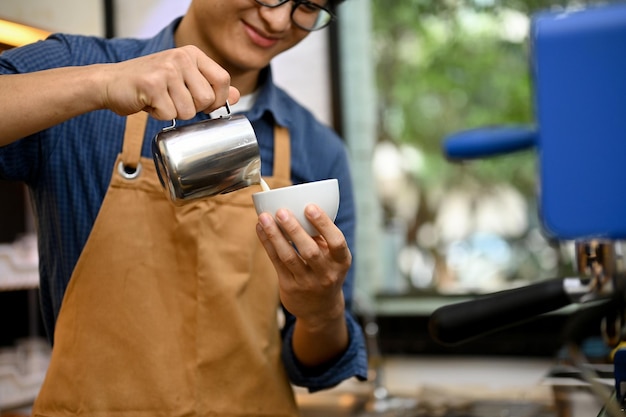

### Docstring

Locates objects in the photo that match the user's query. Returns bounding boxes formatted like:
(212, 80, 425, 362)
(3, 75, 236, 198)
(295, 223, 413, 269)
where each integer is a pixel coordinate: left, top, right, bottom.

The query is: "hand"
(99, 45, 240, 120)
(256, 204, 351, 366)
(256, 204, 351, 327)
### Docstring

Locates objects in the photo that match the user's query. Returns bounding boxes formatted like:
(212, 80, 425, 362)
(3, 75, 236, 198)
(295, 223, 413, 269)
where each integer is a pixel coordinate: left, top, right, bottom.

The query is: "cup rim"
(252, 178, 338, 196)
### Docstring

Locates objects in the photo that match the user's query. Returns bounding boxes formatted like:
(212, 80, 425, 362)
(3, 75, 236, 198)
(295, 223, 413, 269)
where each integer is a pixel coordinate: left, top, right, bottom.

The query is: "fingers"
(193, 51, 233, 113)
(302, 205, 352, 269)
(164, 46, 237, 118)
(257, 207, 351, 325)
(256, 214, 304, 278)
(104, 45, 240, 120)
(256, 205, 351, 275)
(227, 86, 241, 108)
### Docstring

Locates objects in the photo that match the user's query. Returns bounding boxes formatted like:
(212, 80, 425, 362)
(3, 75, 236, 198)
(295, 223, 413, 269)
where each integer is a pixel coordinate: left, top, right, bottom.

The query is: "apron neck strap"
(272, 125, 290, 180)
(122, 112, 149, 169)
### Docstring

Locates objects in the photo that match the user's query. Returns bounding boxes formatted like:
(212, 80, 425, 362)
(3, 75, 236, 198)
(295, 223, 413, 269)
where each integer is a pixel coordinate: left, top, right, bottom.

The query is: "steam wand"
(429, 240, 626, 415)
(429, 240, 624, 346)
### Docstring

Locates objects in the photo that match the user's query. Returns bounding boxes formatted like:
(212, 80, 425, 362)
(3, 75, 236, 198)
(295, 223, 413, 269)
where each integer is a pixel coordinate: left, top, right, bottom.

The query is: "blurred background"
(370, 0, 603, 292)
(0, 1, 615, 416)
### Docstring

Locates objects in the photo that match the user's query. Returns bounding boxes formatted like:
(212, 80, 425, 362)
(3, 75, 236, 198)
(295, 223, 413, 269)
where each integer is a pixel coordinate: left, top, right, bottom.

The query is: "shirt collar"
(144, 17, 180, 55)
(245, 66, 291, 128)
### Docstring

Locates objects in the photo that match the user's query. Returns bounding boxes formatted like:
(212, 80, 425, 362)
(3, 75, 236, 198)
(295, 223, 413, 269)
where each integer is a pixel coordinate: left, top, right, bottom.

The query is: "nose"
(258, 1, 293, 32)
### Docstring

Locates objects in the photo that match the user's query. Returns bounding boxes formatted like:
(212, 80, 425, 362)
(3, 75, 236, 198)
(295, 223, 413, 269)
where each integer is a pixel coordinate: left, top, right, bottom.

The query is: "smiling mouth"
(243, 22, 280, 48)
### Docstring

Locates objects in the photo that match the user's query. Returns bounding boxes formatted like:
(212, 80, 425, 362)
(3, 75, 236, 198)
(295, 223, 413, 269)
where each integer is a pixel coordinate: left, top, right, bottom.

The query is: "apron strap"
(122, 112, 149, 169)
(272, 125, 291, 181)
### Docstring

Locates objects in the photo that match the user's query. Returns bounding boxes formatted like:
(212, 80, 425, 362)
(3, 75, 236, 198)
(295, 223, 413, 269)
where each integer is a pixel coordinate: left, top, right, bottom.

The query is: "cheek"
(196, 0, 249, 24)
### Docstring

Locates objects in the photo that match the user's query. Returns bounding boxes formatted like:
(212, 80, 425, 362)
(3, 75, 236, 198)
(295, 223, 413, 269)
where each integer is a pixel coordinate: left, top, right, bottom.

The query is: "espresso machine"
(428, 3, 626, 416)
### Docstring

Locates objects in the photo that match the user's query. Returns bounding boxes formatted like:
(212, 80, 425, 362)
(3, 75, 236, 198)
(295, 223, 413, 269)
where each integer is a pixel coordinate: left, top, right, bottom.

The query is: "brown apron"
(32, 112, 299, 417)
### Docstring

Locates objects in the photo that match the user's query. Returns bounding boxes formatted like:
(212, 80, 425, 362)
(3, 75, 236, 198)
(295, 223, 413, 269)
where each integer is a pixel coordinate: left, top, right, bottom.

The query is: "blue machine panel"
(532, 4, 626, 240)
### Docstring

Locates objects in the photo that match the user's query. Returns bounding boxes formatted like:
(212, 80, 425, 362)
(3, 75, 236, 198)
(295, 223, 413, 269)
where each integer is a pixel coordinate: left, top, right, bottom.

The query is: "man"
(0, 0, 367, 415)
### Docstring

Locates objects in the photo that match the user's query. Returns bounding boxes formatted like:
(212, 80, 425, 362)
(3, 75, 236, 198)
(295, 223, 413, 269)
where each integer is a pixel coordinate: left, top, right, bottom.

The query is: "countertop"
(296, 355, 602, 417)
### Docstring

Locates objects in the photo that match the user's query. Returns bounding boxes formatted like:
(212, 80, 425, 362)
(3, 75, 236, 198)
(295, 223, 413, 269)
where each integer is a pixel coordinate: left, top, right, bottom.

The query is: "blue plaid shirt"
(0, 18, 367, 391)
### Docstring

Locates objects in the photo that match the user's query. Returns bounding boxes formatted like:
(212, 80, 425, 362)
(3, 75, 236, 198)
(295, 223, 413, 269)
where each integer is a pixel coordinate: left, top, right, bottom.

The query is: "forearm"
(291, 308, 349, 368)
(0, 46, 239, 147)
(0, 66, 105, 146)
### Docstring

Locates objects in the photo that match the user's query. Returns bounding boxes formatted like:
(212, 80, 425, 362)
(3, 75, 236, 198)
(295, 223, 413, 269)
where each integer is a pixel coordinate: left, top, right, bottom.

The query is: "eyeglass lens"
(255, 0, 333, 31)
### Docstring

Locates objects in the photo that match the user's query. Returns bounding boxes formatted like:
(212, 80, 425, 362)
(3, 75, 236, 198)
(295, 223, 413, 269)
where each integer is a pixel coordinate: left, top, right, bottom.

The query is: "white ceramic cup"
(252, 179, 340, 236)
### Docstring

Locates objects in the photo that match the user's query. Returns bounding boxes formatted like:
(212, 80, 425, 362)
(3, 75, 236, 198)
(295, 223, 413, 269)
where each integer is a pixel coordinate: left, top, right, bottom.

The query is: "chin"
(237, 50, 277, 70)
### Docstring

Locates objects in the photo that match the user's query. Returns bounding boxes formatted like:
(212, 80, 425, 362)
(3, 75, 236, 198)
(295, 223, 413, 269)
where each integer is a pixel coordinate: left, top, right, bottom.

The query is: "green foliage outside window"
(369, 0, 604, 293)
(372, 0, 601, 194)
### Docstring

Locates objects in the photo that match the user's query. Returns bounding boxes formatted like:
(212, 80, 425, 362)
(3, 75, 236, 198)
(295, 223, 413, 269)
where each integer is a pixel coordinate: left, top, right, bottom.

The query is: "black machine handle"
(428, 277, 573, 346)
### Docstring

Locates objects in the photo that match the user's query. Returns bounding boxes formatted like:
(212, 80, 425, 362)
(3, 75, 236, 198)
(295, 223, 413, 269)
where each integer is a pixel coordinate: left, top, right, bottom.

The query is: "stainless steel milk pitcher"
(152, 104, 261, 206)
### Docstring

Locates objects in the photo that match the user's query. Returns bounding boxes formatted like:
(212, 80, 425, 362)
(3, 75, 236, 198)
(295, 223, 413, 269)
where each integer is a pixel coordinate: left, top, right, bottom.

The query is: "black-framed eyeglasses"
(254, 0, 336, 32)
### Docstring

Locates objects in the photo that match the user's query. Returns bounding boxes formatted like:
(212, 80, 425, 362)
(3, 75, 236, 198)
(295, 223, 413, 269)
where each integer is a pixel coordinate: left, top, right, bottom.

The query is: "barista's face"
(181, 0, 311, 75)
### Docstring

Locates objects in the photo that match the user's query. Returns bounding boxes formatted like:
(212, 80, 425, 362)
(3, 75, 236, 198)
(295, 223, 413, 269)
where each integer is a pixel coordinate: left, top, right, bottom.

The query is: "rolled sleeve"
(281, 312, 369, 393)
